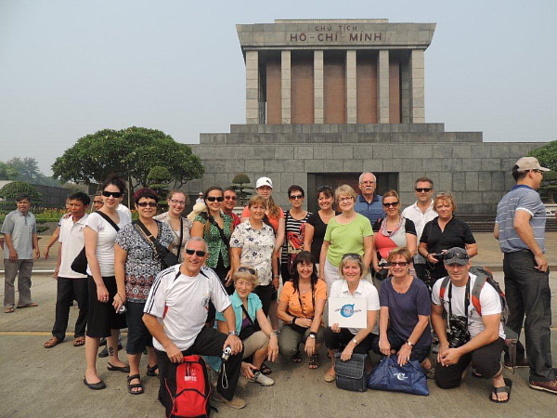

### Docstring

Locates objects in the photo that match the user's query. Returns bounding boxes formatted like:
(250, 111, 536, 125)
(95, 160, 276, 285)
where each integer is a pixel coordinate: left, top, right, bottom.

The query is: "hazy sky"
(1, 0, 555, 176)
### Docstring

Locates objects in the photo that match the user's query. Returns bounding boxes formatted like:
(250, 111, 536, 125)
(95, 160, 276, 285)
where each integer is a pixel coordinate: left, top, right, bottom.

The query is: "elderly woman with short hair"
(216, 266, 278, 386)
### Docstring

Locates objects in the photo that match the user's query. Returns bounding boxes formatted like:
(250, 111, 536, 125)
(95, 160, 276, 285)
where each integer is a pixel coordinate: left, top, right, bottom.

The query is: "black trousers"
(156, 326, 243, 402)
(51, 277, 88, 340)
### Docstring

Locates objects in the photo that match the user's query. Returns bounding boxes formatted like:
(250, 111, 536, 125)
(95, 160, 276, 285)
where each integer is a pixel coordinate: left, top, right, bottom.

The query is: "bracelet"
(291, 317, 296, 325)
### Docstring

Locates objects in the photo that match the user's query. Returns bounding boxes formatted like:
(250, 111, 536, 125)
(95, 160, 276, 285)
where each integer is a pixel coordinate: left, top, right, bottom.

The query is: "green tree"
(52, 127, 204, 190)
(0, 162, 19, 180)
(147, 166, 172, 200)
(0, 181, 41, 201)
(529, 142, 557, 202)
(231, 173, 254, 205)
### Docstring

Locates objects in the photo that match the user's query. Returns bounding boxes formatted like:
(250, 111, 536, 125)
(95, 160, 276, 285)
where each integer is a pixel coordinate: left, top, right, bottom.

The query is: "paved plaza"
(1, 233, 556, 417)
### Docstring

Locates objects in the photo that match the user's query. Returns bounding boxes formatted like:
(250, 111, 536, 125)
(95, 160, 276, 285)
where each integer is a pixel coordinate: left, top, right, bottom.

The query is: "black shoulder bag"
(71, 211, 120, 274)
(238, 302, 260, 340)
(134, 219, 179, 269)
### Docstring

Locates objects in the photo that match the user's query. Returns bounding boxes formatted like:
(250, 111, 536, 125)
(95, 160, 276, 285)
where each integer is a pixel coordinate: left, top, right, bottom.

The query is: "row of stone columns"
(245, 49, 425, 125)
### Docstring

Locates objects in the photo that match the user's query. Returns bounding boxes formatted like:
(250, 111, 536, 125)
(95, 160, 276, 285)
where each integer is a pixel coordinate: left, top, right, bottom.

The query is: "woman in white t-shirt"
(83, 177, 132, 390)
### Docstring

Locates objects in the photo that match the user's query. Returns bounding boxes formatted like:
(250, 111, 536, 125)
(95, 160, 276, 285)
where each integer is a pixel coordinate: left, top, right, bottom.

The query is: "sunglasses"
(169, 199, 186, 206)
(224, 196, 237, 201)
(445, 252, 469, 260)
(102, 191, 123, 198)
(389, 261, 409, 267)
(238, 266, 256, 275)
(342, 253, 361, 261)
(383, 201, 399, 207)
(290, 195, 304, 200)
(206, 196, 224, 202)
(415, 188, 432, 193)
(137, 202, 157, 208)
(185, 249, 207, 257)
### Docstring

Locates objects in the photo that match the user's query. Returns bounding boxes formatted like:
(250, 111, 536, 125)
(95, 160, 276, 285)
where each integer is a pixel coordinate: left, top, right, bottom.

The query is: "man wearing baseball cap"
(431, 247, 510, 402)
(494, 156, 556, 394)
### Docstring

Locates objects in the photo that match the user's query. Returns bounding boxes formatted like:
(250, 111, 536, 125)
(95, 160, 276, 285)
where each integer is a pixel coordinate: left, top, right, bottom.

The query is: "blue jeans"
(503, 250, 555, 381)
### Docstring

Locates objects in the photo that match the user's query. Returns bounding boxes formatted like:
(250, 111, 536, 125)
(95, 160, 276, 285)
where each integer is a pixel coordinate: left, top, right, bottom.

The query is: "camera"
(432, 253, 445, 261)
(221, 346, 232, 362)
(448, 314, 470, 348)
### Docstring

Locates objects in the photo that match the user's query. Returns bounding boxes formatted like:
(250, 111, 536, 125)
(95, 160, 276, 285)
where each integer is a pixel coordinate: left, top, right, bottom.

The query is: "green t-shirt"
(324, 214, 373, 267)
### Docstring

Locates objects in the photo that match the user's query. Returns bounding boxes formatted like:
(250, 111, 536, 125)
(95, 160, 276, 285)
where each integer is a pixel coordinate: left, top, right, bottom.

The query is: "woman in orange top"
(277, 251, 327, 369)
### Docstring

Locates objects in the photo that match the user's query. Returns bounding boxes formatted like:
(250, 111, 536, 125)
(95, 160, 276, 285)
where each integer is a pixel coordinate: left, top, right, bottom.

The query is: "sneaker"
(504, 359, 529, 370)
(248, 371, 274, 386)
(212, 392, 247, 409)
(529, 379, 557, 394)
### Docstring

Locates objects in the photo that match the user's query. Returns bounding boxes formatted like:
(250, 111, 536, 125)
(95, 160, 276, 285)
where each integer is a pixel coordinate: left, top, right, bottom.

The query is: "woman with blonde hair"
(154, 189, 192, 263)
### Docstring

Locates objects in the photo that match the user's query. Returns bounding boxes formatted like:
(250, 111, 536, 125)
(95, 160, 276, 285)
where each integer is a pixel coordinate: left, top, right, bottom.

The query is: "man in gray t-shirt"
(2, 194, 40, 312)
(494, 156, 557, 394)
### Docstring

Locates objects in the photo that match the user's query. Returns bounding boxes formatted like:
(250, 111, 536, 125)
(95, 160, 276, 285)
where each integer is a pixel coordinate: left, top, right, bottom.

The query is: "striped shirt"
(495, 185, 546, 253)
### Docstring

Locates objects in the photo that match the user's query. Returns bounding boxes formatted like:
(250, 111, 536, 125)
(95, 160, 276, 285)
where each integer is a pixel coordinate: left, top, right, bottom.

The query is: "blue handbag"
(367, 356, 429, 396)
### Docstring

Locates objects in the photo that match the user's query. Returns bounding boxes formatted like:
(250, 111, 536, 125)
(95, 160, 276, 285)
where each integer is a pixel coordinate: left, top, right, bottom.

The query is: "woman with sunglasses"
(372, 191, 417, 281)
(319, 185, 373, 292)
(375, 248, 432, 372)
(113, 188, 173, 394)
(216, 266, 278, 386)
(324, 253, 379, 382)
(191, 187, 233, 291)
(304, 186, 337, 265)
(280, 185, 312, 283)
(418, 192, 477, 286)
(83, 176, 131, 390)
(154, 190, 192, 262)
(277, 251, 326, 369)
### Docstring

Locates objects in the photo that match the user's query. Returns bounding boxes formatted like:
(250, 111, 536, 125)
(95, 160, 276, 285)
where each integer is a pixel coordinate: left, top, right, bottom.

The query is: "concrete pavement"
(0, 233, 556, 417)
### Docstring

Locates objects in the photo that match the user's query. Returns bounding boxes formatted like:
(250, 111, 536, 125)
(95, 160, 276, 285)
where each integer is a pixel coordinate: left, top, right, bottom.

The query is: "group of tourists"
(2, 156, 555, 412)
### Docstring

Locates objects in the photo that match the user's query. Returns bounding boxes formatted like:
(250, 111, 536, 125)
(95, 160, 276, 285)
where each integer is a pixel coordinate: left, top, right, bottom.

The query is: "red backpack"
(163, 355, 211, 418)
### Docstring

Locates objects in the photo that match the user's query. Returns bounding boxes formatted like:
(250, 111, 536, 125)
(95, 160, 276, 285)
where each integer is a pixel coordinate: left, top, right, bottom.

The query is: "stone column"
(281, 50, 292, 124)
(400, 56, 411, 123)
(314, 50, 324, 124)
(410, 49, 425, 123)
(245, 50, 259, 124)
(377, 50, 390, 123)
(346, 50, 357, 123)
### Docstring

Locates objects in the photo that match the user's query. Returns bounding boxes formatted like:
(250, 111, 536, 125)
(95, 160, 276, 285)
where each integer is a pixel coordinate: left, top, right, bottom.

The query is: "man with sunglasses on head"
(494, 157, 557, 394)
(143, 237, 246, 409)
(402, 177, 437, 282)
(222, 188, 241, 229)
(355, 172, 385, 229)
(431, 247, 511, 402)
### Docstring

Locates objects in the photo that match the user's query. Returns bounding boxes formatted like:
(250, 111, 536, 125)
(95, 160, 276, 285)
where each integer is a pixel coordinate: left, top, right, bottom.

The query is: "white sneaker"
(249, 371, 275, 386)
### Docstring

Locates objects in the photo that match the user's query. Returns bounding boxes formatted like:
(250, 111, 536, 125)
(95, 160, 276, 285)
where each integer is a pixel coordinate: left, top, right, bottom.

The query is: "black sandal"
(309, 354, 320, 369)
(147, 364, 159, 377)
(260, 362, 272, 375)
(292, 350, 302, 363)
(127, 374, 144, 395)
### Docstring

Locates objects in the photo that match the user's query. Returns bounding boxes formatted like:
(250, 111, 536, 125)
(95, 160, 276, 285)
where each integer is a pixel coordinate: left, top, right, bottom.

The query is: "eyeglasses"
(389, 261, 409, 267)
(531, 169, 543, 174)
(185, 249, 207, 257)
(289, 195, 304, 200)
(102, 191, 123, 198)
(338, 197, 354, 202)
(224, 196, 237, 201)
(383, 201, 399, 208)
(415, 188, 432, 193)
(137, 202, 157, 208)
(238, 266, 256, 275)
(169, 199, 186, 206)
(206, 196, 224, 202)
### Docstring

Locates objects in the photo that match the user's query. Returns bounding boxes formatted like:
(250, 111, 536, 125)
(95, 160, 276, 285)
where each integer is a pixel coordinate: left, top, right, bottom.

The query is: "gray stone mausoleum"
(184, 19, 544, 214)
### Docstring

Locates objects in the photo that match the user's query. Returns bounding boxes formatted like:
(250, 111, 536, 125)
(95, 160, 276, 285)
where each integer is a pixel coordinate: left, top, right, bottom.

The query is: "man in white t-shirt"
(44, 192, 90, 348)
(431, 247, 511, 403)
(143, 237, 246, 410)
(401, 177, 436, 282)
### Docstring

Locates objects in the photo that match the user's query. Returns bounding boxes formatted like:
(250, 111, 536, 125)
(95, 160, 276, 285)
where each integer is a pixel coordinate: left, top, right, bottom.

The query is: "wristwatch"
(228, 331, 238, 336)
(352, 338, 358, 346)
(309, 332, 317, 339)
(406, 341, 414, 347)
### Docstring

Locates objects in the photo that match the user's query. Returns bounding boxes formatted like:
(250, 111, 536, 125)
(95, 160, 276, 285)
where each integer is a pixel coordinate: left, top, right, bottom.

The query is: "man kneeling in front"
(143, 237, 246, 409)
(431, 247, 511, 403)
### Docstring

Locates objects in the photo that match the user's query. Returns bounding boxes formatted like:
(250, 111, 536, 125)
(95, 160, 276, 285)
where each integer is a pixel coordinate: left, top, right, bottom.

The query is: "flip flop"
(309, 354, 320, 369)
(73, 336, 85, 347)
(44, 337, 61, 348)
(490, 378, 512, 403)
(4, 307, 15, 313)
(17, 303, 38, 308)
